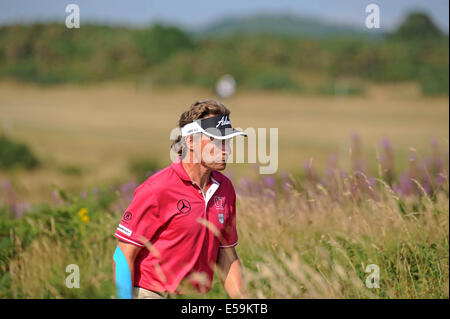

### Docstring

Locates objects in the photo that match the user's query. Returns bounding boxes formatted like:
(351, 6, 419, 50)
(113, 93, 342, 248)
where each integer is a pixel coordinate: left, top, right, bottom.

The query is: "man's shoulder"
(134, 165, 174, 195)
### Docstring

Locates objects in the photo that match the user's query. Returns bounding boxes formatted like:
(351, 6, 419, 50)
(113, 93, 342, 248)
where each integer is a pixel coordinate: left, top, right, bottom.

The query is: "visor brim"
(202, 128, 248, 140)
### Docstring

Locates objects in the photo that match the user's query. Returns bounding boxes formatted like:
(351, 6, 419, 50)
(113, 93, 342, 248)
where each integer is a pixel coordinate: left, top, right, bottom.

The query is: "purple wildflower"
(263, 176, 276, 188)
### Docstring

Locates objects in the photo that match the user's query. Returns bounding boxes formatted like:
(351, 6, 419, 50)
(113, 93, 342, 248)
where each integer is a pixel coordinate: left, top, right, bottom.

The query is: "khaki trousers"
(132, 286, 170, 299)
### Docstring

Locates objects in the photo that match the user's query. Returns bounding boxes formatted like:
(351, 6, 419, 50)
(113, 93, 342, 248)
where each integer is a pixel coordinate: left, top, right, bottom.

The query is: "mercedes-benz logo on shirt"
(177, 199, 191, 214)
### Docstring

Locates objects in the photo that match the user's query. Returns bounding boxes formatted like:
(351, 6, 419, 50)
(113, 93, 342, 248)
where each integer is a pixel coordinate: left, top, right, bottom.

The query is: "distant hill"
(194, 13, 384, 39)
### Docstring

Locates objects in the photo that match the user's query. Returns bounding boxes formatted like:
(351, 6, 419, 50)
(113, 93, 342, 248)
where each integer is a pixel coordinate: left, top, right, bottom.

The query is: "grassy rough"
(0, 168, 448, 299)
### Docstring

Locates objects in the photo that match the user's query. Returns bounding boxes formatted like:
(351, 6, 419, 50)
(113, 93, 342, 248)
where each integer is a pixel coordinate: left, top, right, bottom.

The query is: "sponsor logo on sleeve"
(117, 224, 132, 236)
(122, 211, 132, 224)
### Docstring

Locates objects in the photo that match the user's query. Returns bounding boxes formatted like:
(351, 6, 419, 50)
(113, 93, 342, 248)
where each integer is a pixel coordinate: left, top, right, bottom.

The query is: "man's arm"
(113, 240, 142, 298)
(216, 247, 248, 298)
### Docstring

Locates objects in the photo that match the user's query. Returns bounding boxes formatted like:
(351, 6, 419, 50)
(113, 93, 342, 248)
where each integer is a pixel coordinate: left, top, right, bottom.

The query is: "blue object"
(113, 245, 133, 299)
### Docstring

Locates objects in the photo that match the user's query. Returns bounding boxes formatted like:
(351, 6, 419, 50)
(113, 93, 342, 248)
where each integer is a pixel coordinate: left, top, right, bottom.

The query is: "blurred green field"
(0, 81, 448, 204)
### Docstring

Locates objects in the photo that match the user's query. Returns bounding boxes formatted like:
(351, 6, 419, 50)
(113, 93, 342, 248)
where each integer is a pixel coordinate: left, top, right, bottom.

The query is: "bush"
(246, 68, 301, 91)
(135, 24, 196, 65)
(390, 12, 443, 41)
(419, 64, 449, 96)
(0, 135, 39, 170)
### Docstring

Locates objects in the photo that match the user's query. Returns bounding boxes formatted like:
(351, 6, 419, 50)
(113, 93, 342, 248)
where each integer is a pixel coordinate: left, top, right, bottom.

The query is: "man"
(113, 99, 248, 299)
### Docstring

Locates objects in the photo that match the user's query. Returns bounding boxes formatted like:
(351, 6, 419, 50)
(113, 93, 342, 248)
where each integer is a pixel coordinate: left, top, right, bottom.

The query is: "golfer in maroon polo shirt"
(113, 99, 248, 299)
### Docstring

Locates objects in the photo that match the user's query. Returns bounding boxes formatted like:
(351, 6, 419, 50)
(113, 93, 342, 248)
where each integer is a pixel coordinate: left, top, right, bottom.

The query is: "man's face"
(200, 134, 232, 171)
(187, 133, 231, 171)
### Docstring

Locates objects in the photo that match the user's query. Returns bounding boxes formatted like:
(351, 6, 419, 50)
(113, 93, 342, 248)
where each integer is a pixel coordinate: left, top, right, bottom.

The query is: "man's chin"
(213, 161, 227, 170)
(215, 162, 227, 170)
(203, 158, 227, 170)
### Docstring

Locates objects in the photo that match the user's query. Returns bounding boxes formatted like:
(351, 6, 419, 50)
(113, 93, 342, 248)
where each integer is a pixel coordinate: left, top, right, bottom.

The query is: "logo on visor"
(177, 199, 191, 214)
(216, 115, 231, 128)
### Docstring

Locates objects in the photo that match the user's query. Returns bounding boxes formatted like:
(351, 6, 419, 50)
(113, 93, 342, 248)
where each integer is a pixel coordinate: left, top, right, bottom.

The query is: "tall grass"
(234, 178, 448, 298)
(0, 139, 448, 298)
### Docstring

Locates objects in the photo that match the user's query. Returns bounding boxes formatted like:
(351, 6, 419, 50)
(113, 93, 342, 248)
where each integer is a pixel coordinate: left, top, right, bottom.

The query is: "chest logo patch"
(218, 213, 225, 224)
(177, 199, 191, 214)
(214, 196, 225, 210)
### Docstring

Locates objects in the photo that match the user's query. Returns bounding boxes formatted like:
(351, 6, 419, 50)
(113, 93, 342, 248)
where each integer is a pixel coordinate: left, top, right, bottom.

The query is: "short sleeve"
(219, 185, 238, 248)
(114, 184, 161, 247)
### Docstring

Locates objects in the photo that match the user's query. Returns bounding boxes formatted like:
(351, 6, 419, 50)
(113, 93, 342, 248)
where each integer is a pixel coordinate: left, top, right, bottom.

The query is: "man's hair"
(171, 99, 230, 157)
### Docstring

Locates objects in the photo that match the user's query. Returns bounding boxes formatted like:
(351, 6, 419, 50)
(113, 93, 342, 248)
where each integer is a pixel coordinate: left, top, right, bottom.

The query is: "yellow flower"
(77, 208, 90, 223)
(80, 215, 90, 223)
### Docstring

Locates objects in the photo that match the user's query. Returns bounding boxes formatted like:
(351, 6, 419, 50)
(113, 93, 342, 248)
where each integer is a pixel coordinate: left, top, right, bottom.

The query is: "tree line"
(0, 12, 447, 95)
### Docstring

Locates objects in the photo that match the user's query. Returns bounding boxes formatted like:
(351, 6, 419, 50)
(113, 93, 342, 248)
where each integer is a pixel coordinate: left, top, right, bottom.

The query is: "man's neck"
(181, 158, 212, 193)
